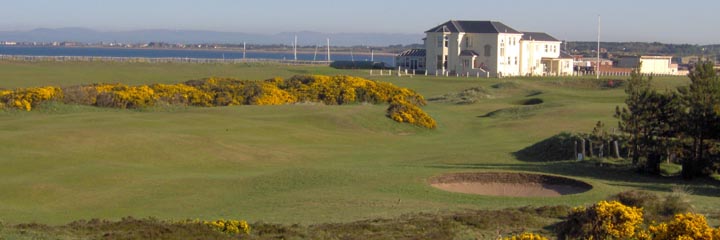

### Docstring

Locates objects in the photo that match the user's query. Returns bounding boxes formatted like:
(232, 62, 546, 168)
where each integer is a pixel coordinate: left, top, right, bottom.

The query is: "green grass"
(1, 61, 717, 230)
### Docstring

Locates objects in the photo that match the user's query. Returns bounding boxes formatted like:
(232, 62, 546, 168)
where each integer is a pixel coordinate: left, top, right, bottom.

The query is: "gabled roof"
(521, 32, 560, 42)
(397, 49, 426, 57)
(426, 20, 521, 34)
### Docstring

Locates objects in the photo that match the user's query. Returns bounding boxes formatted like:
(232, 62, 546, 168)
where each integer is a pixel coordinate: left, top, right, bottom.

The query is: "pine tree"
(615, 66, 652, 166)
(678, 60, 720, 179)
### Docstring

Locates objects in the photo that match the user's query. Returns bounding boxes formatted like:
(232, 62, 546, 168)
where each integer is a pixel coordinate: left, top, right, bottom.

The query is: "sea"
(0, 46, 396, 66)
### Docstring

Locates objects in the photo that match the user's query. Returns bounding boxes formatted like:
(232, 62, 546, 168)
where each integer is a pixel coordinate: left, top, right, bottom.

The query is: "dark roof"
(460, 50, 481, 56)
(559, 51, 573, 59)
(521, 32, 560, 42)
(397, 49, 426, 57)
(426, 20, 521, 34)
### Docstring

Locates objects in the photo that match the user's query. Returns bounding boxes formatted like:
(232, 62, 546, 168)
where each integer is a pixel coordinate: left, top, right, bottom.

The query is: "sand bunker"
(430, 172, 592, 197)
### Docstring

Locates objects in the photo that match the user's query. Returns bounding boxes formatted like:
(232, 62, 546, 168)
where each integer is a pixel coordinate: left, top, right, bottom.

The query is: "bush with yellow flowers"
(151, 83, 213, 106)
(647, 213, 717, 240)
(0, 75, 436, 128)
(95, 85, 156, 109)
(0, 86, 62, 111)
(203, 219, 250, 235)
(503, 232, 549, 240)
(556, 200, 644, 240)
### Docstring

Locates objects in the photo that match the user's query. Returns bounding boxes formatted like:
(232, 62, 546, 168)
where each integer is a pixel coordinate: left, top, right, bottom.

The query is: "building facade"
(617, 56, 678, 75)
(402, 20, 573, 77)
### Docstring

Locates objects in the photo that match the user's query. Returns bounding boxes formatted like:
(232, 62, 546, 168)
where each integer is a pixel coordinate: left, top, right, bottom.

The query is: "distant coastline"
(0, 45, 398, 57)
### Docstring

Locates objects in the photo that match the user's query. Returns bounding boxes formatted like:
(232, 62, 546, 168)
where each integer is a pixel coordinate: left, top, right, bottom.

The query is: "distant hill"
(0, 28, 423, 46)
(567, 41, 720, 58)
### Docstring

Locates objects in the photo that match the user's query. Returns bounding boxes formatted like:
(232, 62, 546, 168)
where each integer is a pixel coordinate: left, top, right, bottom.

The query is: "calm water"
(0, 46, 396, 66)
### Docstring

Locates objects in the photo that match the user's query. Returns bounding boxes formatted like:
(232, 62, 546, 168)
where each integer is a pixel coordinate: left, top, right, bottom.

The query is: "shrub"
(0, 86, 62, 111)
(387, 96, 437, 129)
(151, 83, 213, 106)
(96, 85, 156, 109)
(203, 219, 250, 235)
(0, 75, 436, 128)
(503, 232, 549, 240)
(250, 83, 297, 105)
(648, 213, 715, 240)
(609, 189, 693, 223)
(556, 201, 643, 240)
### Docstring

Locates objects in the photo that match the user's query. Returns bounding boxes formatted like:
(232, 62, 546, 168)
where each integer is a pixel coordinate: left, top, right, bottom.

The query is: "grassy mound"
(428, 86, 493, 104)
(515, 132, 582, 161)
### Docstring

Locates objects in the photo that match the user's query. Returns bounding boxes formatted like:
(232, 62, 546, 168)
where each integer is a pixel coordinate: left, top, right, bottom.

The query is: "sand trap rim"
(429, 172, 593, 197)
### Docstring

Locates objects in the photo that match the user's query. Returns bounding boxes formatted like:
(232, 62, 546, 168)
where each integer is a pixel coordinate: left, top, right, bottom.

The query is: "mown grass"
(0, 61, 718, 235)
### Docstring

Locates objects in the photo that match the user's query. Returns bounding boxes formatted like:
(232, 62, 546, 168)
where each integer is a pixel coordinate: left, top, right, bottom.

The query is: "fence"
(0, 54, 332, 65)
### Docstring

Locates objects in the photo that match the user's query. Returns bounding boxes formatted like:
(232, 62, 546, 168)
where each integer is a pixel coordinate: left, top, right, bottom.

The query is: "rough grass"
(0, 206, 569, 240)
(1, 61, 718, 233)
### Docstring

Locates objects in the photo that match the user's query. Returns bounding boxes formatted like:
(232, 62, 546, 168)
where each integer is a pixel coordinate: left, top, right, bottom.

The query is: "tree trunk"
(588, 140, 594, 157)
(614, 141, 621, 159)
(574, 141, 578, 160)
(580, 138, 586, 160)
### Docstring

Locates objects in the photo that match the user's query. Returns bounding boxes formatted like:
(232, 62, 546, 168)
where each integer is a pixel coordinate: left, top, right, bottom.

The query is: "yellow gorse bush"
(556, 200, 720, 240)
(0, 86, 62, 111)
(0, 75, 436, 128)
(648, 213, 716, 240)
(203, 219, 250, 235)
(594, 200, 645, 239)
(503, 232, 549, 240)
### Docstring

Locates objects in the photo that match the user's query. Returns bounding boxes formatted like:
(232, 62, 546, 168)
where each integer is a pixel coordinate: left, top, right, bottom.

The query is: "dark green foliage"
(515, 132, 582, 161)
(678, 60, 720, 179)
(615, 65, 684, 174)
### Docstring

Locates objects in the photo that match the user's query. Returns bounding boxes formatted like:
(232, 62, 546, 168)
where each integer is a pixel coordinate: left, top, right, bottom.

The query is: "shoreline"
(0, 45, 398, 57)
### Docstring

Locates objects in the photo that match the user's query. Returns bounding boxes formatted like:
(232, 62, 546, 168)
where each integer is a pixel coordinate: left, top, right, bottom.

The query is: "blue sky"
(1, 0, 718, 44)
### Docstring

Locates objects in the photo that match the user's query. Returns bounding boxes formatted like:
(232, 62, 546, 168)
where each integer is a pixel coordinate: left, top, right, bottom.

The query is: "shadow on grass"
(426, 161, 720, 198)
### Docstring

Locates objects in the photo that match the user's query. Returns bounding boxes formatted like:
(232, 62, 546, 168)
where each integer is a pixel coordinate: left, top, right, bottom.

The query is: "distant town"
(1, 36, 719, 75)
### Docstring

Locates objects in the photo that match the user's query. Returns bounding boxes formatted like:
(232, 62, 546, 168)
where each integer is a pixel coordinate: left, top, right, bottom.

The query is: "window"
(436, 55, 443, 69)
(436, 36, 442, 47)
(500, 40, 505, 57)
(484, 45, 492, 57)
(405, 57, 410, 68)
(464, 36, 472, 48)
(444, 36, 449, 47)
(508, 57, 511, 65)
(514, 57, 518, 65)
(545, 45, 549, 53)
(463, 59, 471, 68)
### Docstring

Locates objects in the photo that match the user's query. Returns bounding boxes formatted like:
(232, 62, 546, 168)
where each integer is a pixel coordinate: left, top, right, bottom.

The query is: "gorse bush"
(556, 200, 644, 240)
(0, 75, 436, 128)
(647, 213, 718, 240)
(0, 86, 62, 111)
(503, 232, 549, 240)
(554, 200, 720, 240)
(203, 219, 251, 235)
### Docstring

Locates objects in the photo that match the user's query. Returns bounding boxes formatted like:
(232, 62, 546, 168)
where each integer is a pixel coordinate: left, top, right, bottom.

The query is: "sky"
(0, 0, 718, 44)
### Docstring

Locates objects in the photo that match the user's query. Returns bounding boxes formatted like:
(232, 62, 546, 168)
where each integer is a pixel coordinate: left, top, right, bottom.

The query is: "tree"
(615, 66, 652, 166)
(678, 60, 720, 179)
(615, 65, 683, 173)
